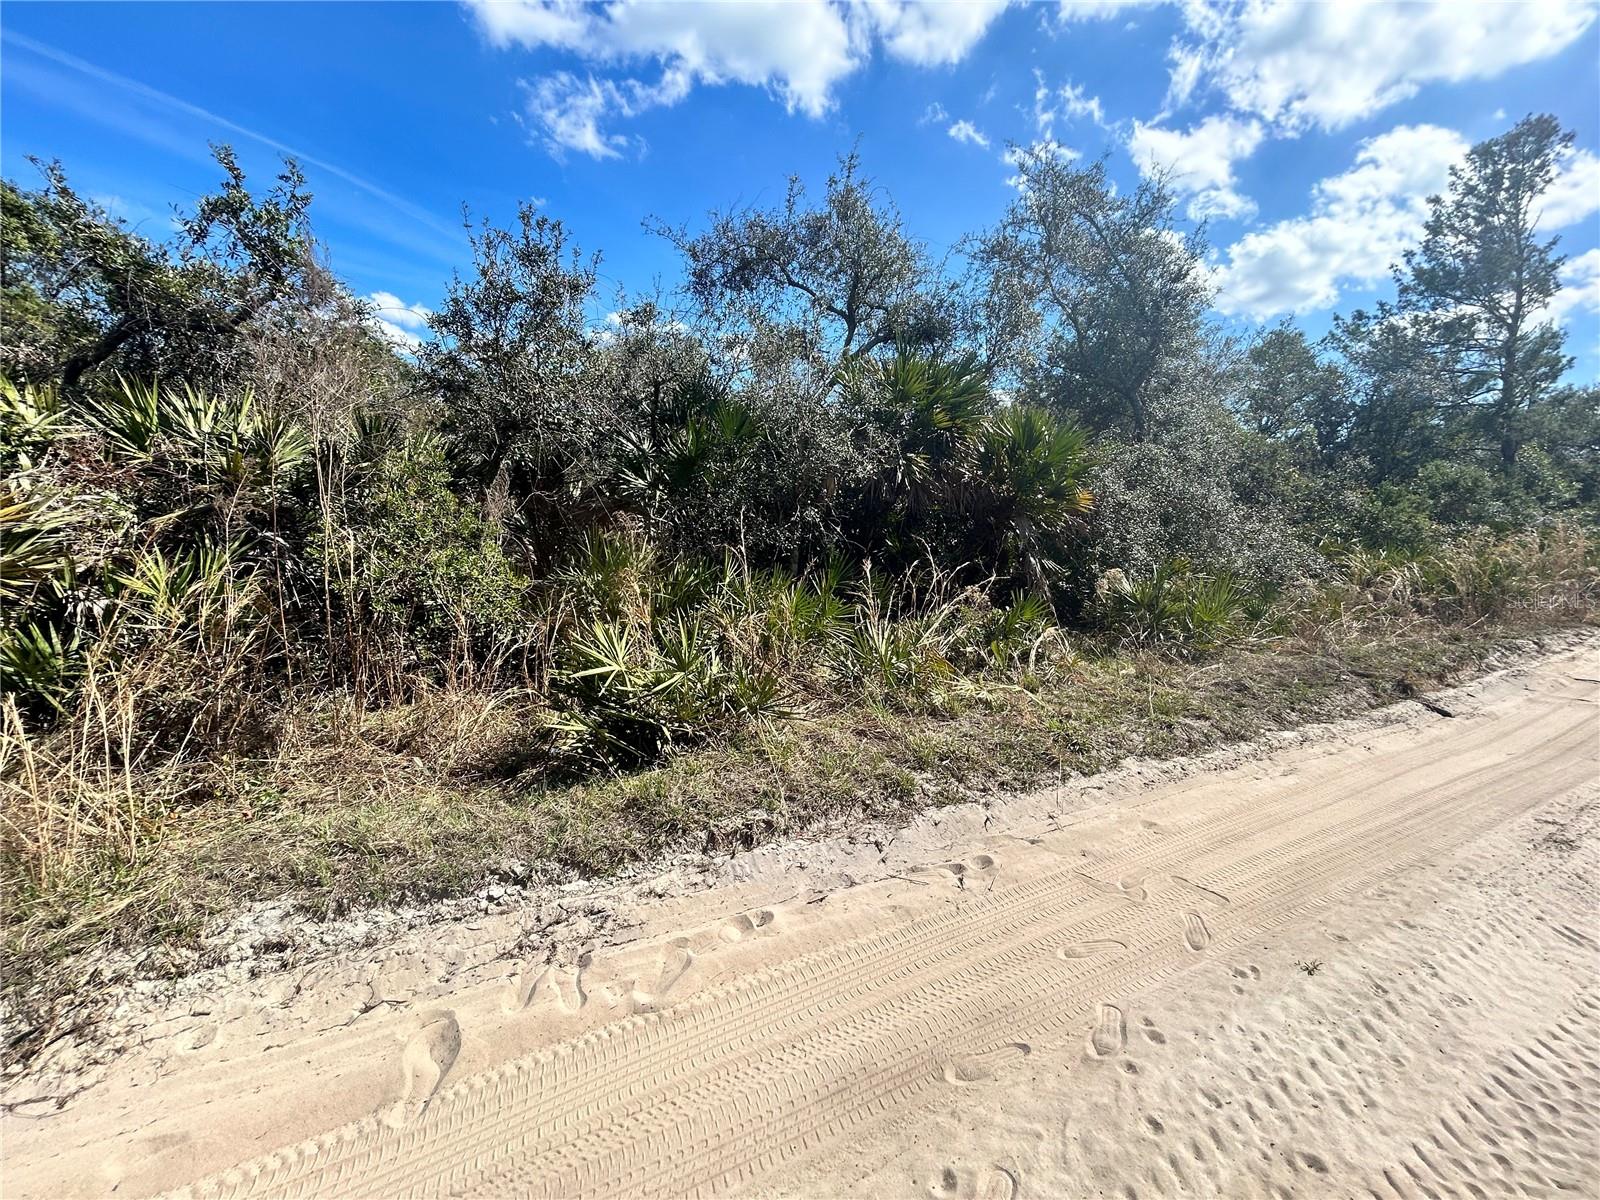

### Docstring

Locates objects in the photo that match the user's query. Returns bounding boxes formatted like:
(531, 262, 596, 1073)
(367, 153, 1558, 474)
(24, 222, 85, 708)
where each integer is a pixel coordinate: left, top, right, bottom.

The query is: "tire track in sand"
(156, 665, 1599, 1200)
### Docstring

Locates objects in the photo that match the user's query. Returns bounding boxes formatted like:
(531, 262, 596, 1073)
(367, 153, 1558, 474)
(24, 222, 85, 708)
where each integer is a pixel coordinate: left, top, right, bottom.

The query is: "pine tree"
(1396, 114, 1574, 469)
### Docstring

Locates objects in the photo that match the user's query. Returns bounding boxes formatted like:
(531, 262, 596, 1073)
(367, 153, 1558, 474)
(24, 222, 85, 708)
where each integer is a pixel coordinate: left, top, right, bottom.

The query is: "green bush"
(1094, 561, 1264, 651)
(324, 449, 531, 676)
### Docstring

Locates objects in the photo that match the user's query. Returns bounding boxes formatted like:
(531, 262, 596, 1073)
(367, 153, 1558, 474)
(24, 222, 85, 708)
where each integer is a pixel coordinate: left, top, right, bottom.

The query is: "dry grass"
(3, 621, 1582, 981)
(2, 526, 1595, 1053)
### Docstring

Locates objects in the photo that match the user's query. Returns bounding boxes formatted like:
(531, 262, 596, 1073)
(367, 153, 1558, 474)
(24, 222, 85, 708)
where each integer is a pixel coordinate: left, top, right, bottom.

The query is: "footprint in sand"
(975, 1167, 1019, 1200)
(941, 1042, 1032, 1084)
(1183, 912, 1212, 952)
(506, 957, 589, 1014)
(177, 1022, 221, 1054)
(1058, 939, 1128, 961)
(1076, 872, 1149, 904)
(929, 1165, 1019, 1199)
(720, 909, 777, 942)
(383, 1010, 461, 1128)
(1087, 1003, 1127, 1058)
(631, 938, 695, 1011)
(928, 855, 1000, 887)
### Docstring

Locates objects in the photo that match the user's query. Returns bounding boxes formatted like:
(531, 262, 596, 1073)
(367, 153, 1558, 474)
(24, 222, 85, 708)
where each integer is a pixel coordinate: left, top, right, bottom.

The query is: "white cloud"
(1540, 146, 1600, 230)
(1053, 0, 1138, 17)
(947, 119, 990, 148)
(1057, 80, 1107, 128)
(1043, 0, 1160, 31)
(367, 291, 433, 351)
(1030, 71, 1057, 139)
(1128, 114, 1263, 220)
(1211, 123, 1470, 318)
(855, 0, 1012, 66)
(1029, 70, 1110, 142)
(468, 0, 1010, 157)
(1163, 41, 1206, 111)
(919, 100, 949, 125)
(1211, 120, 1600, 320)
(1170, 0, 1598, 132)
(519, 69, 690, 159)
(520, 74, 627, 159)
(1541, 248, 1600, 346)
(471, 0, 853, 115)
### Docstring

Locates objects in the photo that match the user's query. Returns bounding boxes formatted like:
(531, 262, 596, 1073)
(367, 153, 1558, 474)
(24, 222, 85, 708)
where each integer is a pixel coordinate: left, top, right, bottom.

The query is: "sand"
(4, 640, 1597, 1199)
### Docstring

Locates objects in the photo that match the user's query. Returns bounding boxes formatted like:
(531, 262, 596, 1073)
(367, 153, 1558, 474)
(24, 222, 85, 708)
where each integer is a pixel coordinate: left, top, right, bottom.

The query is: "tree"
(1331, 308, 1455, 483)
(1235, 325, 1352, 470)
(592, 299, 711, 444)
(0, 147, 315, 393)
(421, 203, 601, 505)
(977, 147, 1211, 441)
(654, 152, 954, 375)
(1393, 114, 1574, 468)
(1528, 383, 1600, 508)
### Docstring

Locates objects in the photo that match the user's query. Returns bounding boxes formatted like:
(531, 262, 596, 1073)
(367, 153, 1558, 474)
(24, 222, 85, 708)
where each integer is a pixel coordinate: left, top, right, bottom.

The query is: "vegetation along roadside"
(2, 116, 1596, 1048)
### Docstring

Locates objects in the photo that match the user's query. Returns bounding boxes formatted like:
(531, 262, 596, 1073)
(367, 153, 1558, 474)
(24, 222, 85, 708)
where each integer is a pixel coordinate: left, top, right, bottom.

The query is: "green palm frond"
(1, 377, 79, 471)
(0, 482, 79, 603)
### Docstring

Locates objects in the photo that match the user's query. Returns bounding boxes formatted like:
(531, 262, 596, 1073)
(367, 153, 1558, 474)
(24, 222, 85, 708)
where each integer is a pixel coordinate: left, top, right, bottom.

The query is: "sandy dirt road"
(6, 643, 1598, 1199)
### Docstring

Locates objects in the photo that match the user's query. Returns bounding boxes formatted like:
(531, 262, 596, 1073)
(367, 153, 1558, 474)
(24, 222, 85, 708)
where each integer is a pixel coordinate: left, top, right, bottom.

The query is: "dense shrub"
(1088, 432, 1319, 585)
(2, 119, 1596, 938)
(319, 449, 531, 683)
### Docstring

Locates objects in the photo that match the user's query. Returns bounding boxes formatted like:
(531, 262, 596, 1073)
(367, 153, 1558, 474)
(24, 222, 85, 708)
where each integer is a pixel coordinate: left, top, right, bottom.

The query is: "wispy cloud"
(2, 31, 463, 258)
(1028, 69, 1111, 143)
(947, 119, 991, 149)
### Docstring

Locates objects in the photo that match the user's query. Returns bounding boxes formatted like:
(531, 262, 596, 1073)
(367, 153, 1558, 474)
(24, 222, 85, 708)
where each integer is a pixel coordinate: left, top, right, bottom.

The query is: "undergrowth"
(2, 523, 1593, 1034)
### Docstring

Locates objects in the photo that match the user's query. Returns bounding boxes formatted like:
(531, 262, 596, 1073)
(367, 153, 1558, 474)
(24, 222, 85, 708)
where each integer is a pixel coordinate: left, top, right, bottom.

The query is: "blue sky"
(4, 1, 1598, 370)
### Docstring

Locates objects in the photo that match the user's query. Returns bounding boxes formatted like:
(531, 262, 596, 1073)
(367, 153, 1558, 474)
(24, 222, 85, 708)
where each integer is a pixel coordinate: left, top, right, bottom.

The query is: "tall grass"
(0, 565, 276, 906)
(541, 535, 1076, 768)
(1324, 524, 1598, 631)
